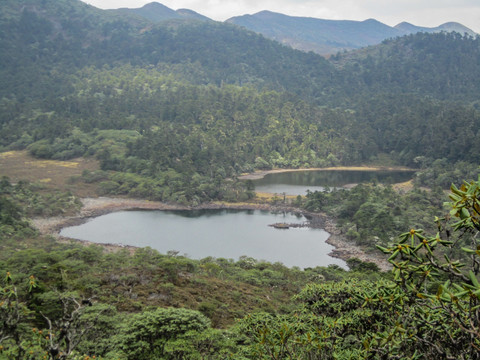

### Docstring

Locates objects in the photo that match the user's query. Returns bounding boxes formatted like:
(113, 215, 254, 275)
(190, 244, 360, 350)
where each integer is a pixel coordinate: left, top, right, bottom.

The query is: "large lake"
(252, 169, 414, 195)
(60, 209, 347, 269)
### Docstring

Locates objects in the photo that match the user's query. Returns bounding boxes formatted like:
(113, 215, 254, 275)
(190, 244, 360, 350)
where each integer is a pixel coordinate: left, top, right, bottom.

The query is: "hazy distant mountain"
(395, 21, 476, 36)
(227, 11, 402, 55)
(114, 2, 211, 23)
(227, 11, 477, 55)
(176, 8, 211, 21)
(394, 22, 435, 34)
(110, 3, 477, 55)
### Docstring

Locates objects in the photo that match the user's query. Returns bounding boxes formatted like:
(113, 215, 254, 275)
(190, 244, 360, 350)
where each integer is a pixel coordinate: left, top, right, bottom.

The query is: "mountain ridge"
(227, 10, 477, 54)
(90, 2, 478, 55)
(2, 0, 479, 105)
(113, 1, 212, 23)
(394, 21, 476, 36)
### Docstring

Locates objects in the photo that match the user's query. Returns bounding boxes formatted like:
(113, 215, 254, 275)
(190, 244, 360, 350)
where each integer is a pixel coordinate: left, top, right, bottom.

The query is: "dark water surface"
(252, 170, 414, 195)
(60, 209, 347, 269)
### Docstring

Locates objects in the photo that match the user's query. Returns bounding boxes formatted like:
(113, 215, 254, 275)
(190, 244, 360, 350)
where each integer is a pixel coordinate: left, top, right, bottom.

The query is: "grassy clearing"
(0, 150, 100, 196)
(392, 179, 415, 192)
(24, 159, 80, 168)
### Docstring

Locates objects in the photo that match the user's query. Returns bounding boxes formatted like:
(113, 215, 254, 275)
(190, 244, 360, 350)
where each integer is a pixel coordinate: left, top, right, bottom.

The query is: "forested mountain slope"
(1, 0, 479, 189)
(2, 0, 480, 105)
(331, 32, 480, 103)
(0, 0, 336, 102)
(0, 0, 147, 101)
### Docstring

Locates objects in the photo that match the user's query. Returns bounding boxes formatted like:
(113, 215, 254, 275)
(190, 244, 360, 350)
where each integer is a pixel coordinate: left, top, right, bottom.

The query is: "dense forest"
(1, 0, 480, 359)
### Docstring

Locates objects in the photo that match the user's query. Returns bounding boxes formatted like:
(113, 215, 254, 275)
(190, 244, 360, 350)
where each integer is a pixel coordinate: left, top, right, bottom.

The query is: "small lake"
(252, 169, 414, 195)
(60, 209, 347, 269)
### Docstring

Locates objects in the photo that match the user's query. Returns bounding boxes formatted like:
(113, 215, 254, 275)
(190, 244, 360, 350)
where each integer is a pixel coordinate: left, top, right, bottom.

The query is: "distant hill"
(113, 2, 211, 23)
(102, 3, 478, 56)
(176, 8, 211, 21)
(395, 21, 476, 36)
(227, 10, 477, 55)
(0, 0, 336, 102)
(1, 0, 479, 104)
(227, 11, 402, 55)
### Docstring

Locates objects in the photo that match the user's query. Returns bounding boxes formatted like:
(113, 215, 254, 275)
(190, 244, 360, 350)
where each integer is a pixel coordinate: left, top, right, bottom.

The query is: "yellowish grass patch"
(25, 160, 79, 168)
(0, 150, 99, 197)
(0, 151, 17, 158)
(393, 179, 414, 192)
(254, 192, 276, 200)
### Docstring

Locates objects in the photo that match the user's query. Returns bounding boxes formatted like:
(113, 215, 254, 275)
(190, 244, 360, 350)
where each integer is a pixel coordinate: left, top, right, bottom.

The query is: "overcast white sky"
(80, 0, 480, 33)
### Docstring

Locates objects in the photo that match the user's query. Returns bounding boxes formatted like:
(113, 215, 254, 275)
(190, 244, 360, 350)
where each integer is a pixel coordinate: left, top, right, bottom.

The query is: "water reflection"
(60, 209, 347, 269)
(252, 170, 413, 195)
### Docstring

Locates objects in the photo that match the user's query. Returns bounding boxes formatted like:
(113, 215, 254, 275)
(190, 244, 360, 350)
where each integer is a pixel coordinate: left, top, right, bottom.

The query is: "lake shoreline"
(32, 196, 391, 271)
(239, 165, 416, 180)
